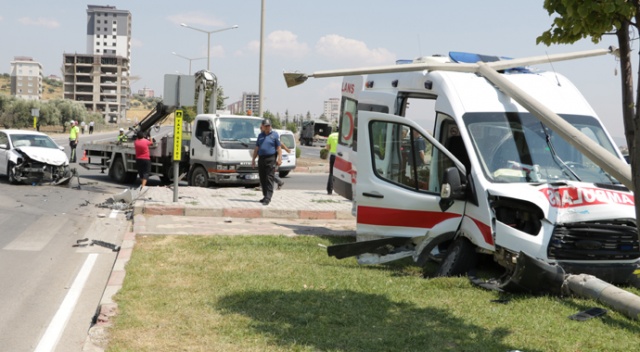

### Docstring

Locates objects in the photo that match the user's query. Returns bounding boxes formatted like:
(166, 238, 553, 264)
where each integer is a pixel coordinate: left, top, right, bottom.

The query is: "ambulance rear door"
(333, 76, 362, 200)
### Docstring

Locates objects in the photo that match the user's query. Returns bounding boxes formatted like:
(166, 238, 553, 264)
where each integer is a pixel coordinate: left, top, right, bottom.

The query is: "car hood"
(16, 146, 69, 166)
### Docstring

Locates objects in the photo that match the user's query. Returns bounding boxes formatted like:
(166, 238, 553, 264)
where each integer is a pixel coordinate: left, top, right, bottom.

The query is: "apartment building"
(86, 5, 131, 63)
(228, 93, 260, 115)
(63, 5, 131, 123)
(10, 56, 43, 101)
(323, 97, 340, 122)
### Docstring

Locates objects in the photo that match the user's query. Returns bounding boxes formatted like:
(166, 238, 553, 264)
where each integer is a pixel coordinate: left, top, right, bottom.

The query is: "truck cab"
(329, 52, 638, 285)
(189, 113, 263, 187)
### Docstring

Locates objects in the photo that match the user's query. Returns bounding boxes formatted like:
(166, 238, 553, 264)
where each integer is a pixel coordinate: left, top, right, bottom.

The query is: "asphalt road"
(0, 176, 129, 351)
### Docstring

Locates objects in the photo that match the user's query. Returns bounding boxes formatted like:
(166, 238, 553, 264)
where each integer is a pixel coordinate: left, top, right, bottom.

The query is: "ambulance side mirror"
(440, 167, 466, 200)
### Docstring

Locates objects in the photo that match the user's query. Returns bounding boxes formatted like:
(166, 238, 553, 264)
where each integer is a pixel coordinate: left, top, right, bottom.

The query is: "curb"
(133, 203, 352, 220)
(83, 229, 137, 351)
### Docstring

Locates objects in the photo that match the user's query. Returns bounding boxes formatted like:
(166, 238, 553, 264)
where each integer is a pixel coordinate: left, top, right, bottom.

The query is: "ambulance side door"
(355, 111, 466, 239)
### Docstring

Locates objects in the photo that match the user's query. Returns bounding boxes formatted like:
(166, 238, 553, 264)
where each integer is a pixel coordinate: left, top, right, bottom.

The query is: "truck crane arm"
(130, 102, 176, 137)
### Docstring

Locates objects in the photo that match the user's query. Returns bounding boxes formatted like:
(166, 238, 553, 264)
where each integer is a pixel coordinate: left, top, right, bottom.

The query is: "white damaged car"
(0, 129, 72, 185)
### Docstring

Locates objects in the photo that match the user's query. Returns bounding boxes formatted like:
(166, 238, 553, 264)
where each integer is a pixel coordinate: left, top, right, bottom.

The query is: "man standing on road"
(325, 131, 339, 195)
(89, 121, 95, 134)
(69, 120, 80, 163)
(251, 119, 281, 206)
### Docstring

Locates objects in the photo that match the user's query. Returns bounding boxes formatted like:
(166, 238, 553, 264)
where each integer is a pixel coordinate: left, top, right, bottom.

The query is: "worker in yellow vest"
(325, 131, 339, 195)
(117, 128, 128, 144)
(69, 120, 80, 162)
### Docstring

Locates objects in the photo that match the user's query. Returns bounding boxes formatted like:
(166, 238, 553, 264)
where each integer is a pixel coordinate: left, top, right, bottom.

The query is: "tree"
(216, 86, 226, 111)
(263, 110, 282, 129)
(537, 1, 640, 220)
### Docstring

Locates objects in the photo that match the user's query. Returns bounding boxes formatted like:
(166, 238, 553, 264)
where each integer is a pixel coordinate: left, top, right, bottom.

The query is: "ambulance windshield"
(464, 112, 621, 185)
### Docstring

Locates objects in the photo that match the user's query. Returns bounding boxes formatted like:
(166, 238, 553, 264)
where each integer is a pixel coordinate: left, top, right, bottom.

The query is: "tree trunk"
(618, 20, 640, 235)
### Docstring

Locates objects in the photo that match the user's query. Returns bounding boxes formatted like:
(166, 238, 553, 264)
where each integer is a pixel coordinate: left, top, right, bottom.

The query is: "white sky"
(0, 1, 633, 144)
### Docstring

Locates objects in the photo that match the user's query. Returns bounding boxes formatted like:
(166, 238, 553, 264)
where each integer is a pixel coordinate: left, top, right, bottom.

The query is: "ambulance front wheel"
(435, 237, 477, 277)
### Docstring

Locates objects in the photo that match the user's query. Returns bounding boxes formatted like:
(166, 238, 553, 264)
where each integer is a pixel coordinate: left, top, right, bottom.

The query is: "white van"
(275, 129, 296, 177)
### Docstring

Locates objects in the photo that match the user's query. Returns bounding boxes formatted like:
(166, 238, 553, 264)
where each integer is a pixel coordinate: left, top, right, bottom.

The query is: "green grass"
(107, 235, 640, 352)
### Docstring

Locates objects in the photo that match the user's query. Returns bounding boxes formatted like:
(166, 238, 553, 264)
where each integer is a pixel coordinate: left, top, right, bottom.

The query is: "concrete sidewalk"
(133, 186, 353, 220)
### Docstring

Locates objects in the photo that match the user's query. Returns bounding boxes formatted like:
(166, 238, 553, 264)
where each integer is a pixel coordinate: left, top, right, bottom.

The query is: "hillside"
(0, 75, 151, 120)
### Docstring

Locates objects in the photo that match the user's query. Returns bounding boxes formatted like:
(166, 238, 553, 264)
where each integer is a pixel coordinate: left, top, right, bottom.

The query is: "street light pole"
(259, 0, 265, 117)
(180, 23, 239, 71)
(171, 52, 206, 75)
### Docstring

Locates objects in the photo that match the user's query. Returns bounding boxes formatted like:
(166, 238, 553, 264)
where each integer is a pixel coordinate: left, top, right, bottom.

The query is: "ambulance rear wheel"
(436, 237, 477, 277)
(189, 166, 209, 188)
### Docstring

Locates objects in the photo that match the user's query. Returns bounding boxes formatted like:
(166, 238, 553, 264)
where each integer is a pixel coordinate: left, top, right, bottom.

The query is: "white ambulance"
(295, 49, 638, 288)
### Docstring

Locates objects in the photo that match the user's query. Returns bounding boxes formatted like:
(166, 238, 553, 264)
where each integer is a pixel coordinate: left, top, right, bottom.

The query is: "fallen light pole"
(565, 274, 640, 320)
(500, 252, 640, 320)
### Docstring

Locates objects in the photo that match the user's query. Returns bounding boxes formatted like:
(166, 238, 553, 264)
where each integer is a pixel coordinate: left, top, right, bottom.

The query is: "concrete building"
(10, 56, 43, 100)
(63, 5, 131, 123)
(63, 54, 130, 123)
(137, 87, 154, 98)
(228, 93, 260, 116)
(241, 92, 260, 116)
(323, 97, 340, 122)
(227, 100, 243, 115)
(86, 5, 131, 63)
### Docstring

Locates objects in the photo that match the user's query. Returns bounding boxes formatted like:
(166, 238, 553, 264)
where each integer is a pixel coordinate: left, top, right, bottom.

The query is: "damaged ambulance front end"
(466, 112, 640, 288)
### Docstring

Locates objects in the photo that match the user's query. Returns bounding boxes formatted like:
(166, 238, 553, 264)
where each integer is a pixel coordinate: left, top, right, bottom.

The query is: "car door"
(355, 111, 467, 239)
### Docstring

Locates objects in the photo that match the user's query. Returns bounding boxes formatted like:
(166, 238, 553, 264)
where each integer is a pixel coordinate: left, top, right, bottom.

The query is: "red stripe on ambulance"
(357, 206, 460, 228)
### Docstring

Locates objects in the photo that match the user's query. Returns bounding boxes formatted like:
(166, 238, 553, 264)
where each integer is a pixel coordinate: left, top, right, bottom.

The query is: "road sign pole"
(173, 110, 183, 202)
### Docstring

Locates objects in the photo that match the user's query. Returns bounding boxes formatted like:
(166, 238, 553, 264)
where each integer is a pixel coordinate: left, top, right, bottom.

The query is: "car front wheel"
(7, 161, 18, 184)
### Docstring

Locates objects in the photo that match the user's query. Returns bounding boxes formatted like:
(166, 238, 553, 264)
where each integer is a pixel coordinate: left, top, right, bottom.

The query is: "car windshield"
(216, 118, 262, 150)
(11, 134, 59, 149)
(464, 112, 621, 185)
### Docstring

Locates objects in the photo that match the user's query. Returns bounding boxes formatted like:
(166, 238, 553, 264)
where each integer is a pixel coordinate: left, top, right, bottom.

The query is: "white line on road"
(34, 253, 98, 352)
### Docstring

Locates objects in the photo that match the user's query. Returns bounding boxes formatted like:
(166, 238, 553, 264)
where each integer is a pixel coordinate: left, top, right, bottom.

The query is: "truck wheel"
(109, 156, 128, 183)
(278, 170, 290, 178)
(189, 166, 209, 187)
(7, 161, 18, 184)
(436, 237, 477, 277)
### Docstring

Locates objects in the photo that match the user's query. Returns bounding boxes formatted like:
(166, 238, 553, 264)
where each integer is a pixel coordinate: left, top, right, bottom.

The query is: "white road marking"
(34, 253, 98, 352)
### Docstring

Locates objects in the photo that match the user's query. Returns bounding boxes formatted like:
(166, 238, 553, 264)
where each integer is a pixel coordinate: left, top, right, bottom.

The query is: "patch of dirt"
(297, 157, 328, 168)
